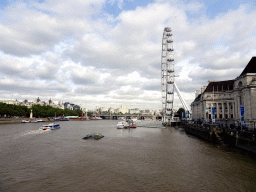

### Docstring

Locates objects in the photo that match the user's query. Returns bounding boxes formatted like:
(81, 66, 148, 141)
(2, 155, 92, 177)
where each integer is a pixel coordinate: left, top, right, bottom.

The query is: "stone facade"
(191, 57, 256, 126)
(0, 99, 20, 105)
(0, 97, 65, 109)
(116, 105, 129, 114)
(129, 108, 140, 114)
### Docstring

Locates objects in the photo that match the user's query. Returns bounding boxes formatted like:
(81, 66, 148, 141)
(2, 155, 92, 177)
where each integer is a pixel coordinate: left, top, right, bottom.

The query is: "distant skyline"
(0, 0, 256, 110)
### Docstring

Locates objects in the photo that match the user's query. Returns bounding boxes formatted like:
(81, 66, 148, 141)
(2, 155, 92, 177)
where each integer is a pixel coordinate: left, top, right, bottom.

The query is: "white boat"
(117, 121, 129, 129)
(60, 117, 69, 121)
(91, 116, 103, 120)
(39, 123, 60, 130)
(21, 120, 30, 123)
(37, 119, 45, 122)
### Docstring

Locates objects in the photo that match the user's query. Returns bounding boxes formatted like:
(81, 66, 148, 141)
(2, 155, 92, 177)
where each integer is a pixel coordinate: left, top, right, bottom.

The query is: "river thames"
(1, 120, 256, 191)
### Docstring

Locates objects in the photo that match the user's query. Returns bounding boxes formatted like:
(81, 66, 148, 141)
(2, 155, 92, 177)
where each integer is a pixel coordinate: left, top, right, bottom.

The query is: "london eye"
(161, 27, 190, 124)
(161, 27, 175, 123)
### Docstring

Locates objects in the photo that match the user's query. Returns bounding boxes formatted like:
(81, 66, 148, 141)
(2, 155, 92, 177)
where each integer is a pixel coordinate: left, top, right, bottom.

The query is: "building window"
(238, 81, 243, 88)
(239, 96, 243, 105)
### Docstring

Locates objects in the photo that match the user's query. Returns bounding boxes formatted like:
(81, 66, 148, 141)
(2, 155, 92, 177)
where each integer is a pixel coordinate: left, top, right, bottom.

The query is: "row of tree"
(0, 103, 83, 118)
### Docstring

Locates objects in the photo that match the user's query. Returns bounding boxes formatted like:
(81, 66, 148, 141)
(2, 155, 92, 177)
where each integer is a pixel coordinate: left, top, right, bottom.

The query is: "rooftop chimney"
(195, 90, 200, 97)
(201, 86, 207, 93)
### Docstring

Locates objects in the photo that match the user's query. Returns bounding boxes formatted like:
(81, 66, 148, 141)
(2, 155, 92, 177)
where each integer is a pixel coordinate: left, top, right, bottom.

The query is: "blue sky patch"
(104, 0, 155, 17)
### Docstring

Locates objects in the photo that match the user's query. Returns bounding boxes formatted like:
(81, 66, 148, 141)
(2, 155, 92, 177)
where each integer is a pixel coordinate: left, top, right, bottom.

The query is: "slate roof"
(204, 80, 234, 93)
(192, 57, 256, 103)
(194, 93, 201, 102)
(239, 57, 256, 77)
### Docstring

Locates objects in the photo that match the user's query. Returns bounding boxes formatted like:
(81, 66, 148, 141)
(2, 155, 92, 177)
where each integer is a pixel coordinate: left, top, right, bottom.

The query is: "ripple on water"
(14, 129, 50, 139)
(1, 120, 256, 192)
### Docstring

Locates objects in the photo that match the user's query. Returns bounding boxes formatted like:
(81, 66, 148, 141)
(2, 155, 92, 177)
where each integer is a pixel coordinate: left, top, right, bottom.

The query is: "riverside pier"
(184, 56, 256, 154)
(181, 119, 256, 154)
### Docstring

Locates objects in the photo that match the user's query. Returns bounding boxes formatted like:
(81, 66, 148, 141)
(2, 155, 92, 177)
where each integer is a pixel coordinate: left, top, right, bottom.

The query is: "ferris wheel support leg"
(174, 83, 190, 112)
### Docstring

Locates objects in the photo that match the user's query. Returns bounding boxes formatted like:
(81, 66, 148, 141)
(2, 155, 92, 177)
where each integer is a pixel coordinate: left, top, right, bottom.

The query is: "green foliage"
(87, 111, 93, 117)
(0, 103, 29, 117)
(0, 103, 83, 118)
(75, 109, 83, 116)
(176, 108, 185, 119)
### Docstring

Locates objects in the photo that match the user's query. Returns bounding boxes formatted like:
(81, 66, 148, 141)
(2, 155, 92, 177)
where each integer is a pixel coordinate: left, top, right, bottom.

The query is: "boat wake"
(14, 129, 50, 139)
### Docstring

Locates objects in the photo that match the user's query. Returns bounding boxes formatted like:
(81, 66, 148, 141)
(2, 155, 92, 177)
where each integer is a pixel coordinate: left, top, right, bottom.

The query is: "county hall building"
(191, 57, 256, 127)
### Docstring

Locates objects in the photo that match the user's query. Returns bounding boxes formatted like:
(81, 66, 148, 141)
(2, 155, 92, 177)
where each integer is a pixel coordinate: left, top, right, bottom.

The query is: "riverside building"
(0, 97, 65, 109)
(191, 57, 256, 127)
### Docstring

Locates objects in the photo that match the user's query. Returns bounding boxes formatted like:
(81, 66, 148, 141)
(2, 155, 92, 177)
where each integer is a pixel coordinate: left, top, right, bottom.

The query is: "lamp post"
(85, 102, 87, 118)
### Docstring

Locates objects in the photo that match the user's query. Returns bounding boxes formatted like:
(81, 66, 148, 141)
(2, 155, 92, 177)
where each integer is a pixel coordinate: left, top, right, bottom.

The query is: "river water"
(1, 120, 256, 192)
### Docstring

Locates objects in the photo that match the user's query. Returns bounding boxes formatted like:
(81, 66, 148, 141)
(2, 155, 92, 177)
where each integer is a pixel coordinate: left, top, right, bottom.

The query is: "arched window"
(238, 81, 243, 88)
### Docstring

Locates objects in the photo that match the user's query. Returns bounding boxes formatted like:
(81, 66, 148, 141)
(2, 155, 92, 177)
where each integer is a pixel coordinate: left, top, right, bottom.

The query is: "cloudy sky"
(0, 0, 256, 110)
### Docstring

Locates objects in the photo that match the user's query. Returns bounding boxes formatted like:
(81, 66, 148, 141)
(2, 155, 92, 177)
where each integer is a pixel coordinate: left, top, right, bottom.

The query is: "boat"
(53, 117, 60, 121)
(60, 117, 69, 121)
(82, 134, 104, 140)
(117, 121, 129, 129)
(39, 123, 60, 130)
(37, 119, 45, 122)
(128, 120, 137, 128)
(21, 120, 31, 123)
(91, 116, 103, 120)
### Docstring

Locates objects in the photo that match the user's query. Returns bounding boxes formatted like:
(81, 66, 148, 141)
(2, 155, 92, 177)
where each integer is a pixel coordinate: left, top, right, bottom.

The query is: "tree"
(87, 111, 93, 117)
(177, 108, 185, 119)
(0, 103, 94, 118)
(75, 109, 83, 116)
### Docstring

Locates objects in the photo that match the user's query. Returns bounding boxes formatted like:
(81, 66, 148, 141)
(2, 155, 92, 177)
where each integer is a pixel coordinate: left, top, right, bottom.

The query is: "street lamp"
(85, 102, 87, 117)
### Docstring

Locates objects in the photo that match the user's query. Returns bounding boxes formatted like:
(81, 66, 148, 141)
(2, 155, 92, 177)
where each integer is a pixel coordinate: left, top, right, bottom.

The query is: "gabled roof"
(204, 80, 234, 92)
(239, 57, 256, 77)
(194, 93, 201, 102)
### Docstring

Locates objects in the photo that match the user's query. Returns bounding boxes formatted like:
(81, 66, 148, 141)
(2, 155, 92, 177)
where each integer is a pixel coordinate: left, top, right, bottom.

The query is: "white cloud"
(0, 0, 255, 110)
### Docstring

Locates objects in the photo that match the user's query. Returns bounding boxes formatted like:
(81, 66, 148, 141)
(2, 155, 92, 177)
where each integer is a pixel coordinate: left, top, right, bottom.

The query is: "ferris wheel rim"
(161, 27, 175, 122)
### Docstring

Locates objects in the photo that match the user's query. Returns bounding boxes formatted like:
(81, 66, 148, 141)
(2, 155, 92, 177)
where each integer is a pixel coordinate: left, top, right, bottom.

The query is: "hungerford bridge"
(94, 114, 159, 120)
(161, 27, 190, 125)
